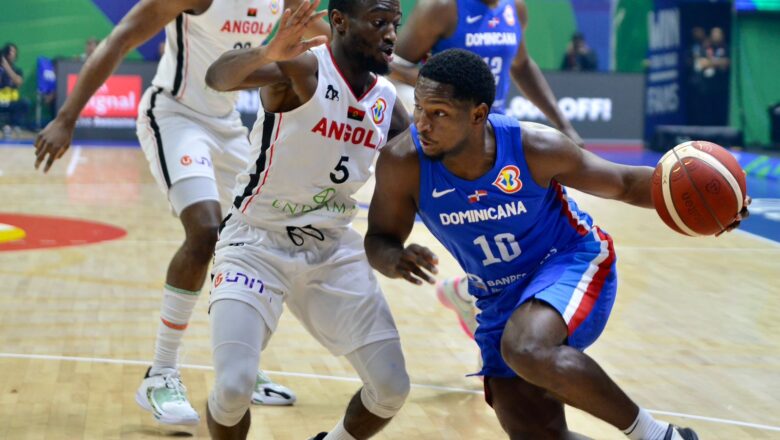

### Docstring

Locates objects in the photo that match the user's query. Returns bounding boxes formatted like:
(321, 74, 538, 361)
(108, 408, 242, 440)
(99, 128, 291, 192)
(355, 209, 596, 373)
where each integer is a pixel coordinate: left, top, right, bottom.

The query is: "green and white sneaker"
(252, 370, 296, 406)
(135, 367, 200, 425)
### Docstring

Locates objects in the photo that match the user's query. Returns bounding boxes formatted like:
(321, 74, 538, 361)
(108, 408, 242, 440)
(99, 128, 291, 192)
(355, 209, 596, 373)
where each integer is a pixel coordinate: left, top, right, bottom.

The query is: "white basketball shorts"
(137, 87, 250, 213)
(209, 213, 400, 356)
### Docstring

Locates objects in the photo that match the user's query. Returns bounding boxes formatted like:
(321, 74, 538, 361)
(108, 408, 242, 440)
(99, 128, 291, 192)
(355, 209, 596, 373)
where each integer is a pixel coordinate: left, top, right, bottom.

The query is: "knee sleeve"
(169, 176, 219, 216)
(345, 339, 410, 419)
(208, 299, 268, 426)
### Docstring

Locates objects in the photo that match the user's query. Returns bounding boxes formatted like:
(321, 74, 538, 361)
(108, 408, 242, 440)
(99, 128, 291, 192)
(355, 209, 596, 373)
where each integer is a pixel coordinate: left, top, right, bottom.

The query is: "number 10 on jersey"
(474, 233, 520, 266)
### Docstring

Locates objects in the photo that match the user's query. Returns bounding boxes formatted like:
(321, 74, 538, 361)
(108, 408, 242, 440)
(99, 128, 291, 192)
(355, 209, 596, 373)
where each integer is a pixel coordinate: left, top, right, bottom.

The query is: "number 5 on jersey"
(330, 155, 350, 184)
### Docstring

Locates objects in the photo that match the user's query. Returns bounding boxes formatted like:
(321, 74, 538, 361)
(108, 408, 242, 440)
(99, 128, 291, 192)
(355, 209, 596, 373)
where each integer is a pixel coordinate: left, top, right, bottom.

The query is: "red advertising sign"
(67, 74, 142, 118)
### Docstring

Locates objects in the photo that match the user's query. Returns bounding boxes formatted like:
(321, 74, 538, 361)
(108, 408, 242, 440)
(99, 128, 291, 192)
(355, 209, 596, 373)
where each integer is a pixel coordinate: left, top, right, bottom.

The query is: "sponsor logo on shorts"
(213, 271, 265, 294)
(467, 272, 528, 295)
(180, 155, 212, 167)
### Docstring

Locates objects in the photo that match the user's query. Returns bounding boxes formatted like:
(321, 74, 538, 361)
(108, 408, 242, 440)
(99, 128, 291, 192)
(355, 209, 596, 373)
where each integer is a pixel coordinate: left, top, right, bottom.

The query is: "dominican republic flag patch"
(468, 190, 488, 203)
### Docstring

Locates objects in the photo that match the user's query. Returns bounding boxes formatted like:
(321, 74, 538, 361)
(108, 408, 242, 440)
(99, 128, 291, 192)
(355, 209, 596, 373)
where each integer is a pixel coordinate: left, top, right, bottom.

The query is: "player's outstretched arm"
(34, 0, 211, 173)
(365, 132, 439, 285)
(206, 0, 327, 91)
(522, 122, 654, 208)
(389, 0, 455, 86)
(509, 0, 584, 148)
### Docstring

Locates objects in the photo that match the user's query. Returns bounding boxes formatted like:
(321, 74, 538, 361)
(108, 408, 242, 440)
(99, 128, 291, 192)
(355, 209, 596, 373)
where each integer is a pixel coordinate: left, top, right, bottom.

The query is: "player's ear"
(330, 10, 347, 34)
(471, 103, 489, 125)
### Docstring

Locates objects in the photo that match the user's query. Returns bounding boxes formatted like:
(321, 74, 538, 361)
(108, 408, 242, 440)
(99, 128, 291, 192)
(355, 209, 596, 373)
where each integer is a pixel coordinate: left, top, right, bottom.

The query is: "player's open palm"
(34, 117, 75, 173)
(265, 0, 327, 62)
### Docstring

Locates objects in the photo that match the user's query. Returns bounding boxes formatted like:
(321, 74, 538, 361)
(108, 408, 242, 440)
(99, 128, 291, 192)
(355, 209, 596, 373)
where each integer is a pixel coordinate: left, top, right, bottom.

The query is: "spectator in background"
(0, 43, 29, 135)
(689, 27, 730, 126)
(707, 27, 730, 125)
(80, 37, 99, 61)
(560, 32, 597, 72)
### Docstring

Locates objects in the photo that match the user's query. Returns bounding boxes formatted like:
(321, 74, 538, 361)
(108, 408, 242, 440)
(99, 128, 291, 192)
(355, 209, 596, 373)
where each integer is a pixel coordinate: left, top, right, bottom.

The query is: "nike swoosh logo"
(432, 188, 456, 198)
(466, 15, 482, 24)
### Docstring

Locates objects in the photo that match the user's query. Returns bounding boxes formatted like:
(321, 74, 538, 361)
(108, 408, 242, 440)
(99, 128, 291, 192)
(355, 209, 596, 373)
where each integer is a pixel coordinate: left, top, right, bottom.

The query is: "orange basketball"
(651, 140, 747, 236)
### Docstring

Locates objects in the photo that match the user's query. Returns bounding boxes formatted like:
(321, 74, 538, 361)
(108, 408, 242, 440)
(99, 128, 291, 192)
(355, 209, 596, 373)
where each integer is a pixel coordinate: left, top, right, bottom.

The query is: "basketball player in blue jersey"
(33, 0, 329, 426)
(389, 0, 586, 337)
(365, 50, 749, 439)
(204, 0, 409, 438)
(389, 0, 581, 146)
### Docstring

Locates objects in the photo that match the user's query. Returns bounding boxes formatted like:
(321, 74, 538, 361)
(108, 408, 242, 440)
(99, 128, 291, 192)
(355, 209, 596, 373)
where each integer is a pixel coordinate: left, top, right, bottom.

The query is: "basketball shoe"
(436, 276, 477, 339)
(252, 370, 297, 405)
(135, 367, 199, 425)
(666, 425, 699, 440)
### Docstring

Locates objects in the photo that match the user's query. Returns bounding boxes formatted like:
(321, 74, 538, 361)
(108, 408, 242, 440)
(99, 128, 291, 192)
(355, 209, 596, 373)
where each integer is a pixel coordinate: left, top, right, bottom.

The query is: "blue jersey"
(413, 114, 598, 300)
(431, 0, 522, 114)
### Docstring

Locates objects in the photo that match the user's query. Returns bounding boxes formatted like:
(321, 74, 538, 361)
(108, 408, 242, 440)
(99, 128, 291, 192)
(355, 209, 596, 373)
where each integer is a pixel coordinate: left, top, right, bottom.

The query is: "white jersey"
(231, 44, 397, 230)
(152, 0, 281, 117)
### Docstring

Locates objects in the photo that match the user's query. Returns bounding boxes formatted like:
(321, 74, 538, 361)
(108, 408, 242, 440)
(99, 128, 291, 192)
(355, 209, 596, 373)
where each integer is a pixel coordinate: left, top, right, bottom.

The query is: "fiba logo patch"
(214, 272, 224, 287)
(503, 5, 515, 26)
(493, 165, 522, 193)
(270, 0, 280, 14)
(371, 98, 387, 124)
(180, 155, 192, 166)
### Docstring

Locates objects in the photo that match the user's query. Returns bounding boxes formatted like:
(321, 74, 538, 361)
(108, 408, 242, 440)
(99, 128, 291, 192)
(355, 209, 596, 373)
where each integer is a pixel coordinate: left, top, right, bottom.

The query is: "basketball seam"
(678, 147, 744, 212)
(662, 153, 701, 236)
(673, 148, 726, 233)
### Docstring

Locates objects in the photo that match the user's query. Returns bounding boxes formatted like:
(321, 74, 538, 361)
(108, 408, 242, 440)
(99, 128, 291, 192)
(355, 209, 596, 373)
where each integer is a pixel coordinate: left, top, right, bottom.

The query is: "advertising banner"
(505, 71, 645, 141)
(56, 59, 157, 140)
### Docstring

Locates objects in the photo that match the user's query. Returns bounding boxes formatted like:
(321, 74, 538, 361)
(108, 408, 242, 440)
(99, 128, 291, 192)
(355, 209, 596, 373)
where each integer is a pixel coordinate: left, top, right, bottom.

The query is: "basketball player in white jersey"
(203, 0, 409, 437)
(34, 0, 329, 426)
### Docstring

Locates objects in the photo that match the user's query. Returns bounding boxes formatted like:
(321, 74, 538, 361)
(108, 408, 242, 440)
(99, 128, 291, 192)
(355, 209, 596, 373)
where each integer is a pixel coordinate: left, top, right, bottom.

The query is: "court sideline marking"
(0, 352, 778, 433)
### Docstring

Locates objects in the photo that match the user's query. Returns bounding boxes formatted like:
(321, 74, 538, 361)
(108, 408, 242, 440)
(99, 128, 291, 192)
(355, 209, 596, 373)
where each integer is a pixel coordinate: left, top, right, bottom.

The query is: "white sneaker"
(252, 370, 297, 406)
(135, 367, 200, 425)
(436, 276, 478, 338)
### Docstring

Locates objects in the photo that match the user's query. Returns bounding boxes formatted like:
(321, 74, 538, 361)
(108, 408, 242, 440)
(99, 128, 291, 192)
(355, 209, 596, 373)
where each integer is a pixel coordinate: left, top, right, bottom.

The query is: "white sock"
(322, 417, 357, 440)
(623, 408, 671, 440)
(150, 284, 200, 375)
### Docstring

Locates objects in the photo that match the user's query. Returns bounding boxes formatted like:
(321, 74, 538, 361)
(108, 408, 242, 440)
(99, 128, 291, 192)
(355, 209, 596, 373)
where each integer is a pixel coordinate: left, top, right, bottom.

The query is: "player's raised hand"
(264, 0, 328, 62)
(34, 117, 75, 173)
(394, 244, 439, 285)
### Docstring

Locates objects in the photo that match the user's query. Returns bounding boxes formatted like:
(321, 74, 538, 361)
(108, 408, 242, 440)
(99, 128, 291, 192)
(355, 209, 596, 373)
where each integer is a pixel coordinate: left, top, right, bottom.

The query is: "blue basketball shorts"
(473, 227, 618, 378)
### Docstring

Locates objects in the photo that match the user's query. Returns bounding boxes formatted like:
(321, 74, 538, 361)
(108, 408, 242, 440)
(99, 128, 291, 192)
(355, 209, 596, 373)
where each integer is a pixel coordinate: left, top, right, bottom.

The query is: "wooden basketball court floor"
(0, 144, 778, 439)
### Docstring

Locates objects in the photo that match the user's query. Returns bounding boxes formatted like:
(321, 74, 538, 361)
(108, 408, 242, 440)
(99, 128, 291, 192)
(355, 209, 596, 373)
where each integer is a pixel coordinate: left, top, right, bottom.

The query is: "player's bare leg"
(207, 405, 251, 440)
(486, 376, 590, 439)
(135, 201, 221, 425)
(342, 389, 394, 438)
(137, 201, 294, 426)
(500, 300, 697, 440)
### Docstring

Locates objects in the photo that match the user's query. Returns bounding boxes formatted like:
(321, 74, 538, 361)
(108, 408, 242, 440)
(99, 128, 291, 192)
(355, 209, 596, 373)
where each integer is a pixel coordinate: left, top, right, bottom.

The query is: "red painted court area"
(0, 213, 126, 251)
